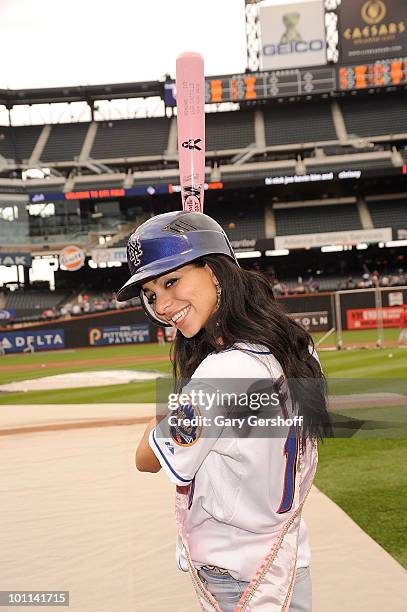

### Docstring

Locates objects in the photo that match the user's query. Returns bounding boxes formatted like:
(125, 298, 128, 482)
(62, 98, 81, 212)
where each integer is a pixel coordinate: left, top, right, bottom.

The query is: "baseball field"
(0, 328, 406, 570)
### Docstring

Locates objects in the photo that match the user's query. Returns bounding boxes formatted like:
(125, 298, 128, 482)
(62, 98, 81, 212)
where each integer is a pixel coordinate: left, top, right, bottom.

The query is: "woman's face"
(141, 263, 219, 338)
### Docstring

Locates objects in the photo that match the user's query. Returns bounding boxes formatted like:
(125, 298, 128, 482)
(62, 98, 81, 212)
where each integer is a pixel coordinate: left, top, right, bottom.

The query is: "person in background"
(398, 304, 407, 345)
(157, 327, 165, 345)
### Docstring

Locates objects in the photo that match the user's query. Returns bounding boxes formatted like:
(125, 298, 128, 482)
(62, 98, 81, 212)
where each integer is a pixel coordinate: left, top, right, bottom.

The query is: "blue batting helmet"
(116, 211, 238, 325)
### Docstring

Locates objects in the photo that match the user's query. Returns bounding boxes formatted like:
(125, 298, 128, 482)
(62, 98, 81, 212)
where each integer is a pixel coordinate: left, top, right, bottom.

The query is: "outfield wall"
(1, 289, 407, 353)
(0, 307, 156, 353)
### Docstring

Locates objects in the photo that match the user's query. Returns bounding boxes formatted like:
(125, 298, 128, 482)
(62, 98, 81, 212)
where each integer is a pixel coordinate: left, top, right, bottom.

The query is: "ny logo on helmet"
(128, 237, 143, 267)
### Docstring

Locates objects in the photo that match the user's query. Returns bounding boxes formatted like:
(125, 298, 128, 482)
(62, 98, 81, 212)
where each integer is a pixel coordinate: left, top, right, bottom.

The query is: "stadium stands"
(205, 110, 256, 150)
(0, 125, 42, 162)
(204, 202, 265, 241)
(41, 122, 90, 162)
(264, 102, 337, 146)
(4, 289, 70, 318)
(91, 118, 171, 159)
(0, 126, 13, 159)
(274, 204, 361, 235)
(340, 94, 407, 138)
(367, 197, 407, 229)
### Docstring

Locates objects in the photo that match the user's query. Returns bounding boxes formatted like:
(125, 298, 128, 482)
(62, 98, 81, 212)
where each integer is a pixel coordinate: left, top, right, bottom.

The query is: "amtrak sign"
(0, 253, 32, 266)
(259, 0, 327, 70)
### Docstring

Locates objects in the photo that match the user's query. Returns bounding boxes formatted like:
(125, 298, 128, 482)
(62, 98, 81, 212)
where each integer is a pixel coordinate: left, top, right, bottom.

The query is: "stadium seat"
(340, 94, 407, 138)
(274, 204, 361, 235)
(91, 118, 171, 159)
(264, 102, 337, 146)
(41, 123, 90, 162)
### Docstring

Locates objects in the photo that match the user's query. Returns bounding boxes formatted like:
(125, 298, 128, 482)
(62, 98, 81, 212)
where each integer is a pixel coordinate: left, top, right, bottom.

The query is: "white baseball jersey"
(149, 343, 312, 582)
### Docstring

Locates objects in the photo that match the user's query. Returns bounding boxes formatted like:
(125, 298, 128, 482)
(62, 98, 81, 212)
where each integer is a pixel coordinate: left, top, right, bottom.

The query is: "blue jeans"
(198, 565, 312, 612)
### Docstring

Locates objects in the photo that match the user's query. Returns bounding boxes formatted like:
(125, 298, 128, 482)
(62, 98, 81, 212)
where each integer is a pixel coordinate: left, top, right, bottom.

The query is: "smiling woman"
(116, 210, 332, 612)
(142, 264, 219, 338)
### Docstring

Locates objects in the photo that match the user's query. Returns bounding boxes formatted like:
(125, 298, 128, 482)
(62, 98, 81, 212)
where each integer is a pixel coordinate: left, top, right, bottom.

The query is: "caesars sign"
(259, 0, 327, 70)
(339, 0, 407, 61)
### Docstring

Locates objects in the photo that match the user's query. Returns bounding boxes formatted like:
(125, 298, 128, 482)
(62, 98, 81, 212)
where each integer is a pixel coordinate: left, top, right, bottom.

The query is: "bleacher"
(4, 290, 70, 318)
(91, 117, 171, 159)
(264, 102, 337, 146)
(274, 204, 361, 235)
(0, 125, 42, 162)
(367, 198, 407, 229)
(340, 94, 407, 138)
(205, 110, 256, 150)
(201, 202, 265, 241)
(41, 122, 90, 162)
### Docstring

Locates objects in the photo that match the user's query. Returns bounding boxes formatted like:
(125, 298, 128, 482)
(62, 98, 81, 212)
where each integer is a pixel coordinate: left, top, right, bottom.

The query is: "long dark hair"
(171, 255, 332, 439)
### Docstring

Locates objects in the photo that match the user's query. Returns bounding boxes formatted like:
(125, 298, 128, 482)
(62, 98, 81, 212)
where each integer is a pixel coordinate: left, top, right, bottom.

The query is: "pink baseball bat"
(176, 52, 205, 212)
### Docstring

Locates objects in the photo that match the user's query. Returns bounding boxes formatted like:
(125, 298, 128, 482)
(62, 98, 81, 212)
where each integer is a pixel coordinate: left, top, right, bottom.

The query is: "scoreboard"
(204, 67, 336, 103)
(164, 67, 336, 106)
(164, 58, 407, 107)
(338, 57, 407, 91)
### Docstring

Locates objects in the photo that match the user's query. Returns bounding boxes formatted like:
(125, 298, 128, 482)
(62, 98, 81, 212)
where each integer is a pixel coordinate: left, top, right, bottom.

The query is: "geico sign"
(263, 39, 324, 56)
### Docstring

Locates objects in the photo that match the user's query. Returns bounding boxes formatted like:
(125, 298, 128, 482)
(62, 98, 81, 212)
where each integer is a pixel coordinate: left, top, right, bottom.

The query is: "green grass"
(316, 435, 407, 569)
(314, 327, 400, 345)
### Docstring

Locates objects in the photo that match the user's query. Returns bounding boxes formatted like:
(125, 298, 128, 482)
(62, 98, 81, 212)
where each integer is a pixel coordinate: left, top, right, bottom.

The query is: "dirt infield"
(0, 354, 170, 373)
(0, 416, 151, 437)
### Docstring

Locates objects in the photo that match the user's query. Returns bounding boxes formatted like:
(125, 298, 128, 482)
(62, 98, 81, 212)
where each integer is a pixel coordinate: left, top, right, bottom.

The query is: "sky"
(0, 0, 315, 89)
(0, 0, 248, 89)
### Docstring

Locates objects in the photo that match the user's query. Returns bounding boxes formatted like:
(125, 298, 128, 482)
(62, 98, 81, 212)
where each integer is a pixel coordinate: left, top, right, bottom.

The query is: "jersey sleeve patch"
(170, 400, 203, 447)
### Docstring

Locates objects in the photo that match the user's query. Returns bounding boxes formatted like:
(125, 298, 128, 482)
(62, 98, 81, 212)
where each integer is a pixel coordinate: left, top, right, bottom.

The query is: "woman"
(116, 210, 331, 612)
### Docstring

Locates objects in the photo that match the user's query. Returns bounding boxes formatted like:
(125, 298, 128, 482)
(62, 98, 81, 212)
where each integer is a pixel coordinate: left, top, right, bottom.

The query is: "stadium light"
(356, 243, 368, 250)
(265, 249, 290, 256)
(384, 240, 407, 248)
(321, 245, 344, 252)
(235, 251, 262, 259)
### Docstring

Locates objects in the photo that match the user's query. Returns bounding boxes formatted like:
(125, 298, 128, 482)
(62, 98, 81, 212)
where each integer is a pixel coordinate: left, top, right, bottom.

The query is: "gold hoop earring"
(216, 284, 222, 308)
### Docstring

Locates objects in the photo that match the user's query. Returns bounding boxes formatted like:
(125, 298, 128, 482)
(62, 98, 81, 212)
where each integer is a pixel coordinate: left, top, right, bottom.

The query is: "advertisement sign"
(291, 310, 329, 332)
(0, 309, 16, 321)
(346, 306, 404, 329)
(0, 329, 65, 353)
(0, 253, 32, 266)
(259, 0, 326, 70)
(339, 0, 407, 62)
(91, 247, 127, 264)
(88, 324, 150, 346)
(388, 292, 404, 306)
(59, 245, 85, 272)
(274, 227, 392, 250)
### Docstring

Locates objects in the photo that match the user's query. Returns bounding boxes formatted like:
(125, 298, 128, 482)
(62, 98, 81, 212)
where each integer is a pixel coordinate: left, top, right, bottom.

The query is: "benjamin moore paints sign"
(88, 324, 150, 346)
(0, 329, 65, 353)
(339, 0, 407, 61)
(259, 0, 326, 70)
